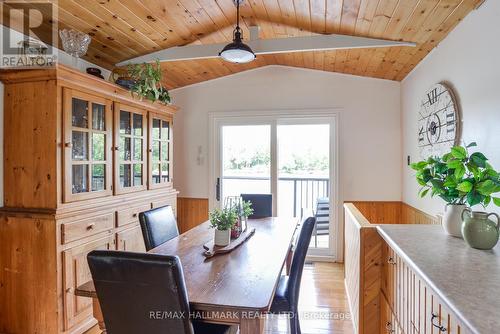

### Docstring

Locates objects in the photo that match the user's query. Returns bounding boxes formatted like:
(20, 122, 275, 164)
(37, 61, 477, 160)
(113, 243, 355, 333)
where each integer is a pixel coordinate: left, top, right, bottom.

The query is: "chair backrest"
(87, 250, 194, 334)
(139, 205, 179, 251)
(286, 217, 316, 311)
(240, 194, 272, 218)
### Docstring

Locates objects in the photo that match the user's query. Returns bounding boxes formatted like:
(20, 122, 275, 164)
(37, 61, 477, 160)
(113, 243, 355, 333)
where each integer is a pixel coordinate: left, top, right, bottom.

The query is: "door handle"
(216, 178, 221, 201)
(385, 322, 395, 333)
(431, 313, 447, 332)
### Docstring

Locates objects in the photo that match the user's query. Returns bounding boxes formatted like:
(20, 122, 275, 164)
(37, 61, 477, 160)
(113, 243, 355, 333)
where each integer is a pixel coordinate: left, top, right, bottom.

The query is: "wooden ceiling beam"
(116, 32, 415, 66)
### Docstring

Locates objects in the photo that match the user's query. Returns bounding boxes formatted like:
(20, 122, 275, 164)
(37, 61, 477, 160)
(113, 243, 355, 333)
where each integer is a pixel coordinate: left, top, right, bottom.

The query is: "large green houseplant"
(411, 143, 500, 238)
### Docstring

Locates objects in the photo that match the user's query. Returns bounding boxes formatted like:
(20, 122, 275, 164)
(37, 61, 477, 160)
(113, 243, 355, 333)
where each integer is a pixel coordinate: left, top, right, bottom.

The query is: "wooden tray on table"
(203, 228, 256, 258)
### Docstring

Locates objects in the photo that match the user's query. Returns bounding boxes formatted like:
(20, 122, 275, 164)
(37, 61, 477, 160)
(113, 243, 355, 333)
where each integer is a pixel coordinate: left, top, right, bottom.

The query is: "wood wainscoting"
(400, 202, 440, 225)
(348, 201, 440, 225)
(176, 198, 209, 233)
(175, 199, 438, 236)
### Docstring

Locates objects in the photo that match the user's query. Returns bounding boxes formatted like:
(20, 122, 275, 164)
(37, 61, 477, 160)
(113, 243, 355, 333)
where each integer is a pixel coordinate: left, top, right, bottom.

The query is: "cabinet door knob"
(86, 223, 96, 230)
(114, 146, 119, 151)
(385, 322, 395, 333)
(431, 313, 447, 332)
(65, 142, 73, 148)
(388, 257, 396, 265)
(132, 213, 138, 218)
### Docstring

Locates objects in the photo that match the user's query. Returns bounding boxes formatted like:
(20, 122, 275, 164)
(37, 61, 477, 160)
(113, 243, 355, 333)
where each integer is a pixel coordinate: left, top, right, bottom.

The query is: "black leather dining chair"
(87, 250, 234, 334)
(269, 217, 316, 334)
(139, 205, 179, 251)
(240, 194, 272, 218)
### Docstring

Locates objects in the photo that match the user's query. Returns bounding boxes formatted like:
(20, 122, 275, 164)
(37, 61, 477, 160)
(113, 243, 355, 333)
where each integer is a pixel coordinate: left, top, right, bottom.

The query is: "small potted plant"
(209, 207, 238, 247)
(241, 200, 254, 228)
(411, 143, 500, 241)
(224, 197, 254, 238)
(232, 200, 254, 238)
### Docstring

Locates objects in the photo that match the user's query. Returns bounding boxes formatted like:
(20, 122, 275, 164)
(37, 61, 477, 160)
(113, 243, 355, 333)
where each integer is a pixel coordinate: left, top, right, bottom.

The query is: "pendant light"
(219, 0, 256, 63)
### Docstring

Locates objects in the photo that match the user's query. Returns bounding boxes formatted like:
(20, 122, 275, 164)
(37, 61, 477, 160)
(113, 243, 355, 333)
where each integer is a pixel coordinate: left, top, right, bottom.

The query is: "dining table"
(75, 216, 300, 334)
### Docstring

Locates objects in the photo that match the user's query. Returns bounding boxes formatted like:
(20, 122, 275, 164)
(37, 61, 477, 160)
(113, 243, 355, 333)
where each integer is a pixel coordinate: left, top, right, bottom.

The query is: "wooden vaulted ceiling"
(3, 0, 483, 89)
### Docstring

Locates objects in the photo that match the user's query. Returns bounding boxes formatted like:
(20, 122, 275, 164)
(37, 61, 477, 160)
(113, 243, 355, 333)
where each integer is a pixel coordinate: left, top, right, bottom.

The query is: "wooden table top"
(151, 217, 299, 312)
(76, 217, 299, 313)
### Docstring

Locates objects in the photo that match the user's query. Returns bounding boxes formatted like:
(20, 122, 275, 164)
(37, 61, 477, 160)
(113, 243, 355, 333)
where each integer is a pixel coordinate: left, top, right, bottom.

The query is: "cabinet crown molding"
(0, 64, 179, 115)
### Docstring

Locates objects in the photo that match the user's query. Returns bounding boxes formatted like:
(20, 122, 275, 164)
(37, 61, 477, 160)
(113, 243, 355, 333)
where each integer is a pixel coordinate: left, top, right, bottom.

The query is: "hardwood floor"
(264, 263, 353, 334)
(85, 262, 353, 334)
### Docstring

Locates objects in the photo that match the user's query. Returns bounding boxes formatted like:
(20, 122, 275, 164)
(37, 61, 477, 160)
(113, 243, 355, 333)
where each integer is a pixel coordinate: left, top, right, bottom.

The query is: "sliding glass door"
(221, 125, 271, 200)
(277, 122, 331, 250)
(211, 113, 337, 258)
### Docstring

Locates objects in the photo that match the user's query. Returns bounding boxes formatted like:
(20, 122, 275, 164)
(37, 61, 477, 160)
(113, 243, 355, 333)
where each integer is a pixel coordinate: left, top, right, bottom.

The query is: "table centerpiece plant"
(237, 200, 254, 236)
(410, 142, 500, 243)
(224, 197, 254, 238)
(209, 207, 238, 247)
(241, 200, 254, 220)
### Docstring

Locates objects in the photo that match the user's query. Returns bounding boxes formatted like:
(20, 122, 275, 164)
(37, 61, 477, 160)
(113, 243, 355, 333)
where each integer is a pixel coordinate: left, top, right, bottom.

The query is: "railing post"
(293, 180, 297, 217)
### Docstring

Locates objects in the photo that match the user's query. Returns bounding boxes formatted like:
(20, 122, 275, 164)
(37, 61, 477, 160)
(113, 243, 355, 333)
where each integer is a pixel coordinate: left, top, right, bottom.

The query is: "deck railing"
(222, 175, 329, 217)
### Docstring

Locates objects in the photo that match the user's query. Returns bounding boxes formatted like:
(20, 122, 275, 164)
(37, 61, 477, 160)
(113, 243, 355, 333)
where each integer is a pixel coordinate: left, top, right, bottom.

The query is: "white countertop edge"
(376, 225, 479, 334)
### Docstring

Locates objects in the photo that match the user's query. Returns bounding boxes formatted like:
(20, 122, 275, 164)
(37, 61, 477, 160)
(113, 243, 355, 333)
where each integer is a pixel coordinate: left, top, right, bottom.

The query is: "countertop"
(377, 224, 500, 334)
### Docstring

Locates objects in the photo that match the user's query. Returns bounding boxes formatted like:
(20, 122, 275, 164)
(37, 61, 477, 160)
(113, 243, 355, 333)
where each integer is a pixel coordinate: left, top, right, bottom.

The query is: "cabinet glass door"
(63, 89, 112, 202)
(115, 104, 147, 194)
(149, 113, 173, 188)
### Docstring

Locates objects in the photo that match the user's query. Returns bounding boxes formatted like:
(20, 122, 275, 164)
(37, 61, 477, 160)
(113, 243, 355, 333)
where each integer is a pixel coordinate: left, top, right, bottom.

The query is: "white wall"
(171, 66, 402, 203)
(402, 0, 500, 215)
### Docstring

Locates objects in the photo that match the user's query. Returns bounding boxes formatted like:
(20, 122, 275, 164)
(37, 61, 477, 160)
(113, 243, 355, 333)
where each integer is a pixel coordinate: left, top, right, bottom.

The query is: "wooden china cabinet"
(0, 65, 178, 334)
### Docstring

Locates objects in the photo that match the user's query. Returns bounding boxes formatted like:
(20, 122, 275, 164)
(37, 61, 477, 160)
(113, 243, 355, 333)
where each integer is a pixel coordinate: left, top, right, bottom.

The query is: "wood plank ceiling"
(3, 0, 482, 89)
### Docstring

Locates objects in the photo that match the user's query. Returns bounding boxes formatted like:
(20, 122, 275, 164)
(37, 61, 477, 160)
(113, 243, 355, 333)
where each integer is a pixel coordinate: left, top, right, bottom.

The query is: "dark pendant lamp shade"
(219, 0, 256, 64)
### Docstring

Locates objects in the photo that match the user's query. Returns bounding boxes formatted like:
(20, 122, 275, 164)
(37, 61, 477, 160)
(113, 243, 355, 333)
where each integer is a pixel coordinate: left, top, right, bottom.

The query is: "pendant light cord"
(234, 0, 242, 38)
(236, 0, 240, 28)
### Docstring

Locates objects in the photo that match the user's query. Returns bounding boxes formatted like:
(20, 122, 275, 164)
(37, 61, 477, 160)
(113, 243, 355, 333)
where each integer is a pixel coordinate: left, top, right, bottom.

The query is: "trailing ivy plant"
(127, 60, 171, 105)
(410, 143, 500, 207)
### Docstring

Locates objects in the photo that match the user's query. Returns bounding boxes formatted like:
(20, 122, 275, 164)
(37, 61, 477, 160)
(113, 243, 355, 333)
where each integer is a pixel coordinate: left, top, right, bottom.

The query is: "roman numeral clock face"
(418, 83, 460, 158)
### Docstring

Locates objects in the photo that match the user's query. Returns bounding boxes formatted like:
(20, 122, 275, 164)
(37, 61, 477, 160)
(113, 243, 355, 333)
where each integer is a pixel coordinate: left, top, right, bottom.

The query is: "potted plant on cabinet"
(411, 143, 500, 241)
(209, 207, 238, 247)
(126, 60, 171, 105)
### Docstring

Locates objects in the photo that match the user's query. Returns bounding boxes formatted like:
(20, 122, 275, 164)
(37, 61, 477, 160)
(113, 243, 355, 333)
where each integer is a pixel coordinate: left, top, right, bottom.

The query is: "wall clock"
(418, 83, 460, 158)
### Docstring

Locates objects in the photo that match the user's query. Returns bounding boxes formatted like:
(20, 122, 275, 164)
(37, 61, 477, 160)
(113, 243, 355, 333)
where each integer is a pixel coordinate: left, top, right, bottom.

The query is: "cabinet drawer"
(61, 213, 115, 244)
(116, 204, 151, 227)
